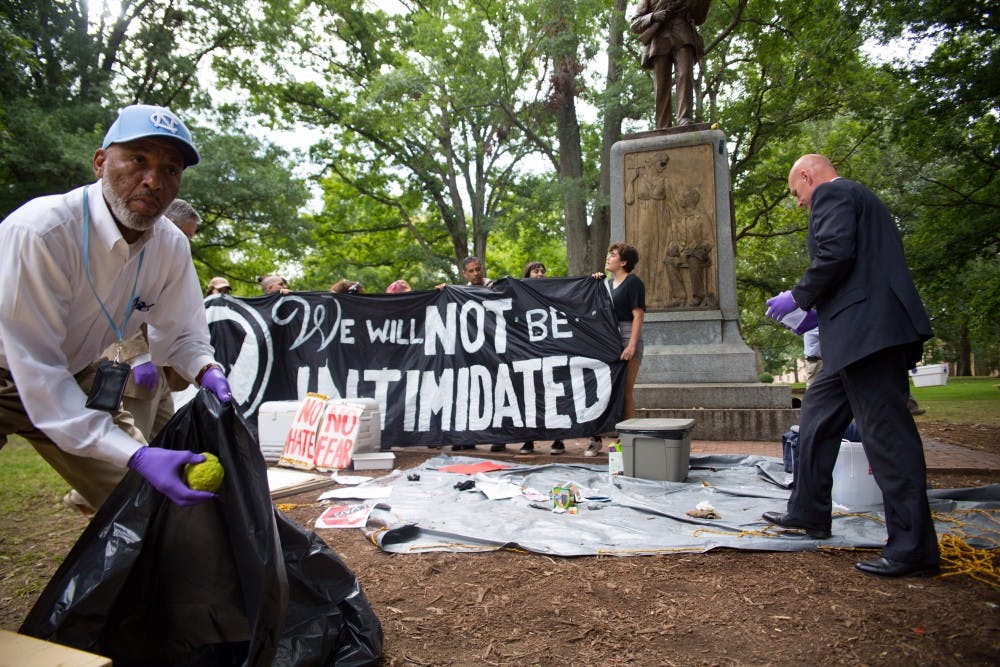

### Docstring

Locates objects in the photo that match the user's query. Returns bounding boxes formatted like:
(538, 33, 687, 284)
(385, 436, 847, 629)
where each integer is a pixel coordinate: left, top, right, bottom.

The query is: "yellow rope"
(275, 502, 320, 513)
(693, 527, 774, 539)
(937, 533, 1000, 588)
(597, 546, 701, 555)
(832, 510, 885, 524)
(931, 509, 1000, 588)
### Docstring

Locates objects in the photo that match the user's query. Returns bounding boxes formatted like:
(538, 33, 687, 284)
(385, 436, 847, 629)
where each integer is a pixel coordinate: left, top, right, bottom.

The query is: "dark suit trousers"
(789, 343, 939, 565)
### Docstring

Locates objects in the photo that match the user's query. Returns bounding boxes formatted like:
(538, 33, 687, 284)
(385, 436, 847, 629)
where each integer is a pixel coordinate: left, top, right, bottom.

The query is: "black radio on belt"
(85, 360, 131, 412)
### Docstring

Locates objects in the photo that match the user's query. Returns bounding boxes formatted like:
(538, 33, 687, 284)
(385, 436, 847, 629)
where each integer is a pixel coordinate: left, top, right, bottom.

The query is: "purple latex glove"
(793, 309, 819, 335)
(200, 366, 232, 403)
(127, 447, 217, 506)
(132, 361, 159, 391)
(765, 290, 799, 321)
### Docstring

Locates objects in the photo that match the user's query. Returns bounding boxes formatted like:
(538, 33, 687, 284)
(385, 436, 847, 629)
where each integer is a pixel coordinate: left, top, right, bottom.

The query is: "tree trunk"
(958, 323, 972, 376)
(554, 54, 589, 277)
(588, 0, 628, 274)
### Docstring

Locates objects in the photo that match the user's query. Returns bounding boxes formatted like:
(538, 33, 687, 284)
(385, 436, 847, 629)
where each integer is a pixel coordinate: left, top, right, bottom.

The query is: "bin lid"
(616, 418, 696, 434)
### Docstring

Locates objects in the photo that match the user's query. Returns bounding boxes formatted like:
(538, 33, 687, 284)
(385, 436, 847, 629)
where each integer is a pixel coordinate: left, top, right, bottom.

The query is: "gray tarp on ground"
(351, 454, 1000, 556)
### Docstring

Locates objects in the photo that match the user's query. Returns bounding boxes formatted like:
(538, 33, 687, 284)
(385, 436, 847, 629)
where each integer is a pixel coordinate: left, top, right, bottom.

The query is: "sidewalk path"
(414, 438, 1000, 473)
(692, 439, 1000, 472)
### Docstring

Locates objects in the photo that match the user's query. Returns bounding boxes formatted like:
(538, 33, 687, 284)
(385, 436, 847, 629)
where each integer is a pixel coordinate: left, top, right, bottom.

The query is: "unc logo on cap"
(148, 110, 181, 135)
(102, 104, 200, 166)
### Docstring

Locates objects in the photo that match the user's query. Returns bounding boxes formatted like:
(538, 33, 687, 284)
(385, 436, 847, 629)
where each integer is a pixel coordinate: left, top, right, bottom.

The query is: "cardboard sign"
(314, 402, 365, 471)
(315, 503, 375, 529)
(278, 393, 328, 469)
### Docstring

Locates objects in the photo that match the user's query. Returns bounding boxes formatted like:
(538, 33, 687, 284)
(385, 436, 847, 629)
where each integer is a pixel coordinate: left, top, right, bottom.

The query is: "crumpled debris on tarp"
(20, 390, 382, 667)
(358, 454, 1000, 557)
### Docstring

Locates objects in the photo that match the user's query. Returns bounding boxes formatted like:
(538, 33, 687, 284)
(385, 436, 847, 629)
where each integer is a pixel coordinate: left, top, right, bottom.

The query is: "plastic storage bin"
(615, 418, 696, 481)
(831, 440, 882, 509)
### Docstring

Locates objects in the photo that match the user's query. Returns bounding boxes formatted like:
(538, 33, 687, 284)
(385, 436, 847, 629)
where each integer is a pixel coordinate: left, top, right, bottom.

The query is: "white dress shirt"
(0, 182, 217, 467)
(803, 328, 822, 359)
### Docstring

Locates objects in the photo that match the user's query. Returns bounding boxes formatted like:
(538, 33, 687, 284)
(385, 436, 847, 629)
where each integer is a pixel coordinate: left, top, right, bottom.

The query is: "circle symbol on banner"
(201, 296, 275, 418)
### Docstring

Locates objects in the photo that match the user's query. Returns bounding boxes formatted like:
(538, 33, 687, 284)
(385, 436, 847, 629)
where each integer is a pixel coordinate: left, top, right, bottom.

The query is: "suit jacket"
(791, 178, 932, 374)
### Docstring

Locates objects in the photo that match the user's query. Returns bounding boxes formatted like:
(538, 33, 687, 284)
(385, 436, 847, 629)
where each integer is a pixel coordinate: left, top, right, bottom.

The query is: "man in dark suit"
(762, 154, 939, 577)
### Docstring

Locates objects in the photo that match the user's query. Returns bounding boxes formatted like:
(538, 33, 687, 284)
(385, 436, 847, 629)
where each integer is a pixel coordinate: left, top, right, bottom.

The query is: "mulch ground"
(2, 422, 998, 665)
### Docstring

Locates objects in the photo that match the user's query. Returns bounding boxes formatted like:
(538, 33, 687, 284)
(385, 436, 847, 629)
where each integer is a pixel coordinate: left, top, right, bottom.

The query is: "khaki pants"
(803, 357, 823, 387)
(620, 320, 644, 421)
(122, 367, 175, 442)
(0, 366, 147, 511)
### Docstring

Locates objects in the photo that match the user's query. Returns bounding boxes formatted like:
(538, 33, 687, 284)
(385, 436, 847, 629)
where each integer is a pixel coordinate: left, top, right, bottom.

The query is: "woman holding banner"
(519, 261, 567, 455)
(588, 244, 646, 456)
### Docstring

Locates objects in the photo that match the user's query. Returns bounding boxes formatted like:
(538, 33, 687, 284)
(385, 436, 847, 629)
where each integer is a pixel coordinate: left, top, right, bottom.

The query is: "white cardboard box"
(910, 364, 948, 387)
(352, 452, 395, 470)
(0, 630, 111, 667)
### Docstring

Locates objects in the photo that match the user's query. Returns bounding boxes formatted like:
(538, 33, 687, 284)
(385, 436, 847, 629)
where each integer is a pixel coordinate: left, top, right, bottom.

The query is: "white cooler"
(257, 401, 302, 463)
(909, 364, 948, 387)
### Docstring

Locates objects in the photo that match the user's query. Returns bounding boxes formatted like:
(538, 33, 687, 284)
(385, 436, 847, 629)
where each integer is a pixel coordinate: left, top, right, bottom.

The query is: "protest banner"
(202, 276, 625, 447)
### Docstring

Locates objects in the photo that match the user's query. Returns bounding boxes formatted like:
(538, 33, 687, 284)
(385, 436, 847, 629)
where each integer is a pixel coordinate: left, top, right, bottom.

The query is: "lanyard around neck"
(82, 188, 146, 344)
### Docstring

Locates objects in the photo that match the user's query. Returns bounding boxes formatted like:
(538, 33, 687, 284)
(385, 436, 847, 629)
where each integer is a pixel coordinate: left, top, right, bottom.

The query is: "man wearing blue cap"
(0, 104, 233, 512)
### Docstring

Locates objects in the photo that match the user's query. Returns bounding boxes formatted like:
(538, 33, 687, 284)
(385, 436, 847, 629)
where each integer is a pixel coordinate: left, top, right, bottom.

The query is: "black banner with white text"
(203, 276, 625, 447)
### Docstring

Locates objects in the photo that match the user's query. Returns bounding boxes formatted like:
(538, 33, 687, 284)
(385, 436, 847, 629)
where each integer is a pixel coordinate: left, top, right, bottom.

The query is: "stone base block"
(634, 382, 799, 441)
(633, 383, 793, 409)
(635, 407, 800, 442)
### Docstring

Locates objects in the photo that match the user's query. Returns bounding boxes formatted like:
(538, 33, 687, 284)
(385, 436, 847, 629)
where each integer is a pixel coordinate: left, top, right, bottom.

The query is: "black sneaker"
(550, 440, 565, 455)
(490, 443, 507, 452)
(518, 441, 535, 454)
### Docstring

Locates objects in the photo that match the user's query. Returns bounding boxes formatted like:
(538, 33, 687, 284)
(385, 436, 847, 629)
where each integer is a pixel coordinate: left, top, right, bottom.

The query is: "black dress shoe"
(761, 511, 831, 539)
(855, 557, 940, 578)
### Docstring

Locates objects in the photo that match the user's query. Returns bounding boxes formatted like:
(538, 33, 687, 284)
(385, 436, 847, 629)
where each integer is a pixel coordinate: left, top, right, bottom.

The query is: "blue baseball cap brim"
(102, 104, 200, 167)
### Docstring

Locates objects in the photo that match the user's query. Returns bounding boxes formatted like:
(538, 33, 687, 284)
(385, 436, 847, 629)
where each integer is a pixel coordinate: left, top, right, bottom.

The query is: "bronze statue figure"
(631, 0, 711, 128)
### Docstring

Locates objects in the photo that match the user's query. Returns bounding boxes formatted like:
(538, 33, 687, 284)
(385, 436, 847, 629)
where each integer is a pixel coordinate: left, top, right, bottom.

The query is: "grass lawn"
(788, 376, 1000, 425)
(0, 435, 69, 519)
(909, 376, 1000, 426)
(0, 436, 89, 608)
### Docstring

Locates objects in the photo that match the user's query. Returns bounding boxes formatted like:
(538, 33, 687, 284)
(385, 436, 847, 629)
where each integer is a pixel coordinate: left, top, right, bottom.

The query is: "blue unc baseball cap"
(102, 104, 200, 167)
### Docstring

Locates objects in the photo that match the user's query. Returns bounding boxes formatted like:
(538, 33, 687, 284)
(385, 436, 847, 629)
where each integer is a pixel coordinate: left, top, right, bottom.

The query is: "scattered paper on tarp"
(335, 454, 1000, 557)
(319, 486, 393, 501)
(438, 460, 514, 475)
(316, 504, 377, 529)
(472, 473, 522, 500)
(267, 467, 333, 499)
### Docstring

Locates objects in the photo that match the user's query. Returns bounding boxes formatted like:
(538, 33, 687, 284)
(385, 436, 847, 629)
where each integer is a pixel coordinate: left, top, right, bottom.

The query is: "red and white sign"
(315, 503, 375, 529)
(278, 395, 366, 471)
(314, 402, 365, 471)
(278, 393, 328, 470)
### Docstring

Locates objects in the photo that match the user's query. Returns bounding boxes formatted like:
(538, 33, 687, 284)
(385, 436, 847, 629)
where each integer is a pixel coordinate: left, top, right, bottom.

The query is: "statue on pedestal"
(631, 0, 711, 128)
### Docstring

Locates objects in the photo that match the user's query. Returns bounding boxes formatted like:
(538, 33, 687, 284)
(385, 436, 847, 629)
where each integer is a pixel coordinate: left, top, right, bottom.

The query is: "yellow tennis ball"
(184, 452, 224, 493)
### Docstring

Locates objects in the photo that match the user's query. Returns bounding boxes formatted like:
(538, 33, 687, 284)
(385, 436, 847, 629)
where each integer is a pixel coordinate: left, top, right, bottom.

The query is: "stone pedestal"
(611, 127, 797, 440)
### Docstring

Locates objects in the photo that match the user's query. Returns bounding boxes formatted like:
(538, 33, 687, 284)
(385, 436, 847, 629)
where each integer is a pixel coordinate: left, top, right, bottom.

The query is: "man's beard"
(102, 179, 160, 233)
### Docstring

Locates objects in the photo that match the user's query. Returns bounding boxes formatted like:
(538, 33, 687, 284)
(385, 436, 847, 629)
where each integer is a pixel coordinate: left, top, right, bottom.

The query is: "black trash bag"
(20, 390, 382, 666)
